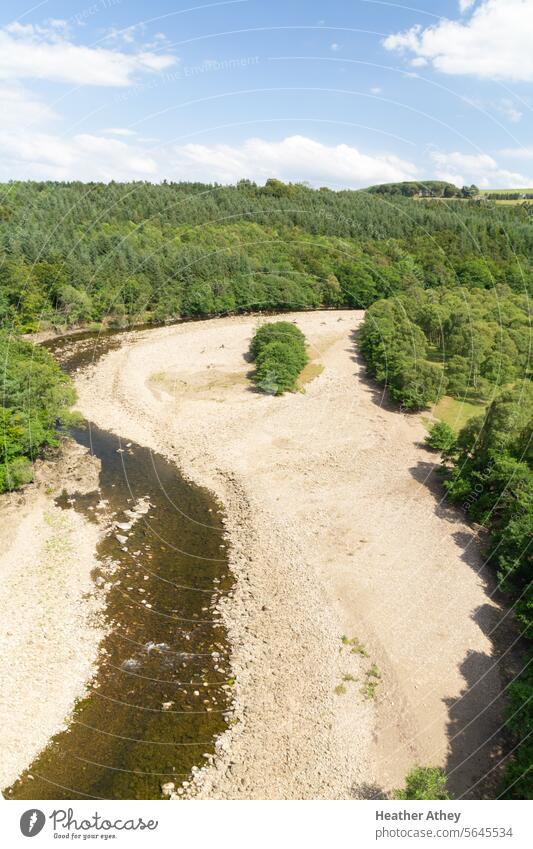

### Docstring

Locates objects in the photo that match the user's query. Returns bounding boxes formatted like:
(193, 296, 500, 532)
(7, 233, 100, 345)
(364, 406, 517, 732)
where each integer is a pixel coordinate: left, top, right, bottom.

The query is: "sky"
(1, 0, 533, 187)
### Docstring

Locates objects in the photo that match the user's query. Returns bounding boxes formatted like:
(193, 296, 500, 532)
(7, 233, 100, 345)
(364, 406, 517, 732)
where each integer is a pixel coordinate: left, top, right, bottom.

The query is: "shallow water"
(6, 335, 233, 800)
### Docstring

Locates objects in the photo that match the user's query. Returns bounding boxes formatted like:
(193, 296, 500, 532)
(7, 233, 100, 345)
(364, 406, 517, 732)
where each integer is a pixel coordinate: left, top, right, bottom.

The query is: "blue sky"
(1, 0, 532, 186)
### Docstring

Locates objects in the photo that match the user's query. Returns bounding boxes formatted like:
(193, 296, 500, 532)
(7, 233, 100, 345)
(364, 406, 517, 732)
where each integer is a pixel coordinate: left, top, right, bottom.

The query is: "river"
(5, 330, 233, 800)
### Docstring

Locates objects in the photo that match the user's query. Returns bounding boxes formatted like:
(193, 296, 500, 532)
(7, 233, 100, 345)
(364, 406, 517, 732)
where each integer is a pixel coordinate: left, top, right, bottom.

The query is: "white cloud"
(500, 146, 533, 159)
(370, 86, 382, 94)
(103, 127, 137, 137)
(0, 131, 158, 181)
(169, 135, 418, 187)
(330, 42, 341, 52)
(384, 1, 533, 82)
(430, 150, 529, 187)
(0, 83, 56, 127)
(0, 23, 176, 87)
(459, 0, 477, 11)
(0, 131, 418, 186)
(496, 99, 523, 123)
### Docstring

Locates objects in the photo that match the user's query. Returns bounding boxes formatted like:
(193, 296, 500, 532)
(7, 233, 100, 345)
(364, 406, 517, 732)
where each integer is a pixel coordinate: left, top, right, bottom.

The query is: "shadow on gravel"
(349, 326, 521, 801)
(407, 465, 520, 800)
(408, 460, 459, 523)
(348, 330, 402, 413)
(350, 781, 388, 800)
(443, 600, 520, 800)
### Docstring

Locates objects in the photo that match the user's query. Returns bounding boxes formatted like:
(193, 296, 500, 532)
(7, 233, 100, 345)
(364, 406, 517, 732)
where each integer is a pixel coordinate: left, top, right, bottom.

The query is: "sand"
(74, 310, 510, 799)
(0, 441, 107, 789)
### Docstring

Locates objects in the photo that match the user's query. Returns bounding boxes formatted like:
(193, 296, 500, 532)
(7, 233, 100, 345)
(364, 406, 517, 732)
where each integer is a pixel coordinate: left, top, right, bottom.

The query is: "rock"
(161, 781, 175, 797)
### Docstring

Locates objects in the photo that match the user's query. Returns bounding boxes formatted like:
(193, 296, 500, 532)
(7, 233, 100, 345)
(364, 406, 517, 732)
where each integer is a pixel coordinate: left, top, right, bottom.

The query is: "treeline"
(361, 288, 532, 797)
(359, 285, 531, 409)
(0, 180, 532, 332)
(484, 192, 533, 201)
(365, 180, 479, 198)
(0, 332, 76, 492)
(444, 387, 532, 799)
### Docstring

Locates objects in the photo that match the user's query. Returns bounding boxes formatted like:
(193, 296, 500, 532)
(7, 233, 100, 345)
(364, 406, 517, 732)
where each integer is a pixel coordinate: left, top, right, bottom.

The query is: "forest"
(0, 179, 531, 797)
(0, 179, 532, 332)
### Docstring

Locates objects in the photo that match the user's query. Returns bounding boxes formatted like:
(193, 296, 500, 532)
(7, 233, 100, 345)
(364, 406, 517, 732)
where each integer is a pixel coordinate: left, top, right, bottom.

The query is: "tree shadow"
(407, 456, 521, 798)
(348, 330, 398, 413)
(443, 602, 521, 799)
(350, 781, 388, 800)
(409, 460, 462, 523)
(351, 323, 521, 800)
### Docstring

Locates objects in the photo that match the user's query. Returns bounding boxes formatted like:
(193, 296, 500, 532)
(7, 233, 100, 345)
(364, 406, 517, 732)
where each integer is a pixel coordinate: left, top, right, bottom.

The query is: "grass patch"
(367, 664, 381, 679)
(297, 361, 324, 388)
(363, 680, 379, 699)
(334, 683, 347, 696)
(362, 664, 381, 699)
(430, 394, 486, 432)
(341, 635, 369, 657)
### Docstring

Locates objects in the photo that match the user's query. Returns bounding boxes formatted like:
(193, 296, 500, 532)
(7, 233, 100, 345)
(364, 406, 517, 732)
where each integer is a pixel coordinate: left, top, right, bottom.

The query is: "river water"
(5, 331, 233, 800)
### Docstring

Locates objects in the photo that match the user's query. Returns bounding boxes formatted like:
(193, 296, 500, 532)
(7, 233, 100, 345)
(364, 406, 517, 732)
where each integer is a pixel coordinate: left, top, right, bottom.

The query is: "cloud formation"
(430, 150, 528, 188)
(384, 0, 533, 82)
(169, 135, 418, 187)
(0, 21, 176, 87)
(0, 131, 158, 181)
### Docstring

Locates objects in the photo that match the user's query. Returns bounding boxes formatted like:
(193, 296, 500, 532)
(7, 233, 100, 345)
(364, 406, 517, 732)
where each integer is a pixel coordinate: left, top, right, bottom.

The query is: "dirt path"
(75, 310, 510, 799)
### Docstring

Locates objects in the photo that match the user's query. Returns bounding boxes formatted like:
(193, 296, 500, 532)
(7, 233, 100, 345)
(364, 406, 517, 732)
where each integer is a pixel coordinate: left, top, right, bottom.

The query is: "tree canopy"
(0, 180, 531, 332)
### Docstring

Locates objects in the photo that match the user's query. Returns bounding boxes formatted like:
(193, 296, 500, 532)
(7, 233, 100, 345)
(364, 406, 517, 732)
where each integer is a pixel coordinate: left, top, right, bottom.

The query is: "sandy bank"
(75, 310, 511, 799)
(0, 441, 107, 790)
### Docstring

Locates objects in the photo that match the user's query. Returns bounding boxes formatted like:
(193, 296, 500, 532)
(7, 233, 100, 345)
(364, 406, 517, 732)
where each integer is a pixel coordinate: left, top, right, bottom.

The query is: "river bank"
(74, 309, 512, 799)
(0, 439, 106, 788)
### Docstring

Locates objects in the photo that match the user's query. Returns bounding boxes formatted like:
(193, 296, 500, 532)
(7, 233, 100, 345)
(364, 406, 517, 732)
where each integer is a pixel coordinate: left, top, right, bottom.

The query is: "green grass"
(480, 187, 533, 195)
(363, 680, 379, 699)
(479, 188, 533, 206)
(297, 361, 324, 389)
(341, 635, 369, 657)
(429, 395, 486, 432)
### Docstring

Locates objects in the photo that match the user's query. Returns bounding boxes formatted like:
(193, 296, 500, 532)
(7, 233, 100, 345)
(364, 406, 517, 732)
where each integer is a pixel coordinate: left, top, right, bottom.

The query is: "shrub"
(394, 767, 450, 800)
(425, 421, 457, 454)
(250, 322, 308, 395)
(0, 456, 34, 491)
(0, 331, 76, 492)
(249, 321, 306, 360)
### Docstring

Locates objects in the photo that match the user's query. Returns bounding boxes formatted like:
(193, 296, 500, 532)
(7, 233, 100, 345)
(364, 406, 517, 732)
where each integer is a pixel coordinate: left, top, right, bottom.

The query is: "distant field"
(480, 187, 533, 194)
(416, 188, 533, 206)
(479, 188, 533, 205)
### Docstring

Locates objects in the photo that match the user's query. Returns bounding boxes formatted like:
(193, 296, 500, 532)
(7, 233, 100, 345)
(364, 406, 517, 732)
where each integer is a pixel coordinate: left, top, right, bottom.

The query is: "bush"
(394, 767, 451, 800)
(425, 421, 457, 454)
(0, 331, 76, 492)
(0, 456, 34, 491)
(250, 322, 308, 395)
(249, 321, 306, 360)
(500, 669, 533, 798)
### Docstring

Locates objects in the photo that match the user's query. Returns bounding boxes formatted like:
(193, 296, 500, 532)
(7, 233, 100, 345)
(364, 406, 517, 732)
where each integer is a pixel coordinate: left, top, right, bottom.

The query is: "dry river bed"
(69, 309, 514, 800)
